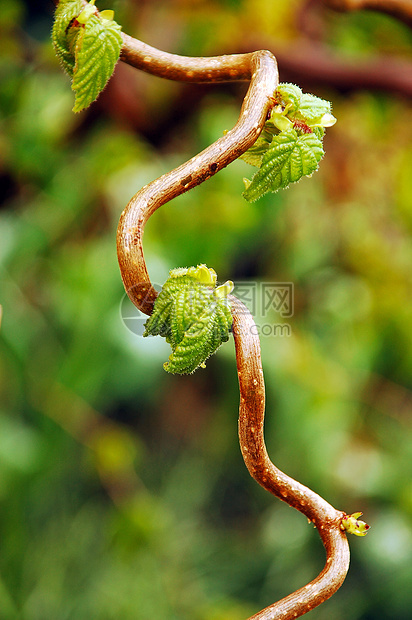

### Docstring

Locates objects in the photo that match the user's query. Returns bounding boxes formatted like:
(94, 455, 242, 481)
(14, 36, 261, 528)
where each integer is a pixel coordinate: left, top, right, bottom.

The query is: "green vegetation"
(1, 1, 412, 618)
(144, 265, 233, 375)
(52, 0, 122, 112)
(242, 83, 335, 201)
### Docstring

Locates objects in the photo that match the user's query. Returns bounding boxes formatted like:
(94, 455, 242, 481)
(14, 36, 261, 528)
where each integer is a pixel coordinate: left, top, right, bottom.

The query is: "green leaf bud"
(341, 512, 370, 537)
(296, 93, 331, 124)
(274, 83, 302, 114)
(76, 0, 97, 24)
(143, 265, 233, 374)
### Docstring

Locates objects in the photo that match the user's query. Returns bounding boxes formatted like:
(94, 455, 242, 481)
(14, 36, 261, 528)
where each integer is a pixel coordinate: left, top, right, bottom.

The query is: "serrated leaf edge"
(71, 14, 122, 112)
(243, 130, 324, 201)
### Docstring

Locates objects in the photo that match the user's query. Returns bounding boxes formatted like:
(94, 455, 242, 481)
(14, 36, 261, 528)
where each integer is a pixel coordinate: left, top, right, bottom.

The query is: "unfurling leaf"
(52, 0, 82, 76)
(295, 93, 332, 125)
(274, 83, 302, 114)
(239, 131, 273, 167)
(52, 0, 122, 112)
(240, 83, 335, 200)
(243, 129, 324, 202)
(76, 0, 98, 24)
(143, 265, 233, 374)
(341, 512, 370, 537)
(72, 13, 122, 112)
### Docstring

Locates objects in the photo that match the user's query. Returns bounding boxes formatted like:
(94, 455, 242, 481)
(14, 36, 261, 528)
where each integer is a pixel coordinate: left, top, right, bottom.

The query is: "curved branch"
(117, 47, 278, 312)
(115, 30, 351, 619)
(231, 295, 350, 618)
(120, 33, 252, 82)
(272, 42, 412, 98)
(322, 0, 412, 28)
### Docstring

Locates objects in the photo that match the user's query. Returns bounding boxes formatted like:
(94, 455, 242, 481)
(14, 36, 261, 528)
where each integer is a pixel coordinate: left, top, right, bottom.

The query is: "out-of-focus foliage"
(1, 1, 412, 618)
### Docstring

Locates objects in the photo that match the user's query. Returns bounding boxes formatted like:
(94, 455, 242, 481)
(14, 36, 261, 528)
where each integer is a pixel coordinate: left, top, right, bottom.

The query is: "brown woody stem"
(231, 295, 350, 618)
(115, 32, 350, 620)
(116, 47, 278, 313)
(52, 1, 352, 616)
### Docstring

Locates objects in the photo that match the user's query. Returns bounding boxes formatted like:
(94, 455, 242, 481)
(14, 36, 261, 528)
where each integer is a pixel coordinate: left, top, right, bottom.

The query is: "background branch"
(273, 41, 412, 97)
(322, 0, 412, 28)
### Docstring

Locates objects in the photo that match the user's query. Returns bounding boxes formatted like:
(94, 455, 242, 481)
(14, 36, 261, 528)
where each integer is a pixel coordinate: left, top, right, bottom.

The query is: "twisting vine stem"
(117, 48, 277, 313)
(231, 295, 350, 618)
(116, 31, 351, 620)
(50, 1, 370, 617)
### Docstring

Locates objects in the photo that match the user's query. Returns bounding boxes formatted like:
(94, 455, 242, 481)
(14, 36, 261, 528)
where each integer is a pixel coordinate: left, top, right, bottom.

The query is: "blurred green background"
(1, 1, 412, 618)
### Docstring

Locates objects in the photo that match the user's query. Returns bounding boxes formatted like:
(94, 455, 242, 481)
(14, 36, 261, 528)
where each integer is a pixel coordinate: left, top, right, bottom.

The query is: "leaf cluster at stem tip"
(143, 265, 234, 375)
(241, 83, 336, 201)
(340, 512, 370, 537)
(52, 0, 122, 112)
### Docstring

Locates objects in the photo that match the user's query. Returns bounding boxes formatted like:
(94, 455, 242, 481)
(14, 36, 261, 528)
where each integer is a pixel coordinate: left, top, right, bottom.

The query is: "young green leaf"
(295, 93, 332, 125)
(239, 131, 273, 167)
(72, 13, 122, 112)
(243, 129, 324, 202)
(52, 0, 82, 76)
(239, 83, 335, 200)
(274, 83, 302, 114)
(144, 265, 233, 374)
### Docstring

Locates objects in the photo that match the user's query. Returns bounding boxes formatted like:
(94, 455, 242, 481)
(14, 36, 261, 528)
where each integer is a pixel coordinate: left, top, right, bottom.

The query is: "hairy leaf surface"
(72, 14, 122, 112)
(240, 83, 335, 200)
(144, 265, 233, 374)
(239, 131, 273, 167)
(52, 0, 82, 76)
(274, 83, 302, 113)
(295, 94, 332, 124)
(243, 129, 324, 202)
